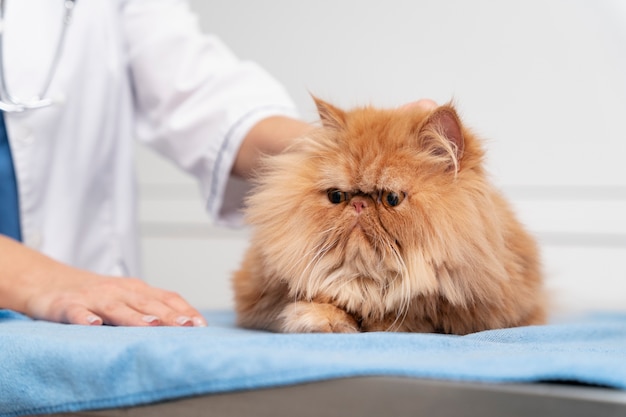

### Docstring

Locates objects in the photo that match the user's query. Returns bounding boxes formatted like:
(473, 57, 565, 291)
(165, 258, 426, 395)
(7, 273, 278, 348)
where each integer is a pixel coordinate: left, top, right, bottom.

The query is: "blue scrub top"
(0, 112, 22, 241)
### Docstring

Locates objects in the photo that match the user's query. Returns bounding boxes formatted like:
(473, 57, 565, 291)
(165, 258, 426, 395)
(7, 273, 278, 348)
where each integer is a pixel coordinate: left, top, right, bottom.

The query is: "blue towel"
(1, 309, 625, 416)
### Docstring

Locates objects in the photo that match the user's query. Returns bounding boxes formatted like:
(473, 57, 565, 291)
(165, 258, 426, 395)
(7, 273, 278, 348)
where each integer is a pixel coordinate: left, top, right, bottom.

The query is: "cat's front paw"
(279, 302, 359, 333)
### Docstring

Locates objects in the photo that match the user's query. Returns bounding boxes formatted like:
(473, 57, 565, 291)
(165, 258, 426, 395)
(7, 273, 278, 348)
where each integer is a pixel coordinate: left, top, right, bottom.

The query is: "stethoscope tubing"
(0, 0, 76, 112)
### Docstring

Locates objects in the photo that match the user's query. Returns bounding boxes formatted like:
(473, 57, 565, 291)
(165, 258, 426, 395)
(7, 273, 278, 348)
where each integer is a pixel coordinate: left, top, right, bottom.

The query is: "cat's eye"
(382, 190, 406, 208)
(327, 189, 348, 204)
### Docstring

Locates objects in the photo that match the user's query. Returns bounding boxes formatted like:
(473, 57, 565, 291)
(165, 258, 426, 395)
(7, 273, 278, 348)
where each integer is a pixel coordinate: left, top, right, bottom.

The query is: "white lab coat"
(2, 0, 297, 277)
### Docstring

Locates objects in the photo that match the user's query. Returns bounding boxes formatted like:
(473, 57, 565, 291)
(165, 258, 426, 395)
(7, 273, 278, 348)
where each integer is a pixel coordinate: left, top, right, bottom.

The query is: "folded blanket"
(1, 310, 625, 417)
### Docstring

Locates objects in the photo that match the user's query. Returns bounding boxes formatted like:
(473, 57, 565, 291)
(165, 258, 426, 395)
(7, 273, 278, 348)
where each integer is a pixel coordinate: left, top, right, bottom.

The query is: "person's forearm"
(232, 116, 312, 178)
(0, 235, 78, 315)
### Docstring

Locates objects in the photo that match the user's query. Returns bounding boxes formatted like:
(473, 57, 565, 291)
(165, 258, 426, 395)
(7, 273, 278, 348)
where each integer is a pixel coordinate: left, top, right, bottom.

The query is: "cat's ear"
(418, 105, 465, 170)
(313, 96, 347, 130)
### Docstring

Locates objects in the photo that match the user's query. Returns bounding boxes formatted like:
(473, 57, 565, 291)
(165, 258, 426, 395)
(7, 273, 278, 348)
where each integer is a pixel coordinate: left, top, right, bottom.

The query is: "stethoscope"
(0, 0, 76, 113)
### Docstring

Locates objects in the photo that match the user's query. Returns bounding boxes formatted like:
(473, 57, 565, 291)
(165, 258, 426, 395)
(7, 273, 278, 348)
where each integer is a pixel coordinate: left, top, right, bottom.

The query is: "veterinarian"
(0, 0, 311, 327)
(0, 0, 436, 327)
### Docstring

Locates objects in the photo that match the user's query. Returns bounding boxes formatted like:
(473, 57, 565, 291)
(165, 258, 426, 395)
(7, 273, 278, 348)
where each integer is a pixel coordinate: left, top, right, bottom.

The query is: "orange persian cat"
(233, 98, 546, 334)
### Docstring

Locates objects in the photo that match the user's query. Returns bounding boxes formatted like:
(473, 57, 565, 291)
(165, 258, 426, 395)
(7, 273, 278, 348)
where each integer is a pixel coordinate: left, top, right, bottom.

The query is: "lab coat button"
(25, 232, 43, 249)
(13, 125, 34, 144)
(20, 133, 34, 144)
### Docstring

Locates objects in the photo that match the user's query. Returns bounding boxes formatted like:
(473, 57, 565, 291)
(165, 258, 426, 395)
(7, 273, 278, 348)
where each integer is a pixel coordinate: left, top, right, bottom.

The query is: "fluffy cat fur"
(233, 97, 546, 334)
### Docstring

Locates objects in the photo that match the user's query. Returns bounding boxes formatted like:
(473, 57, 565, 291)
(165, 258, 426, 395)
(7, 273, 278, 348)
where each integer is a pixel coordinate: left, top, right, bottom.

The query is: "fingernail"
(176, 316, 193, 326)
(142, 315, 160, 325)
(87, 315, 102, 325)
(192, 317, 208, 327)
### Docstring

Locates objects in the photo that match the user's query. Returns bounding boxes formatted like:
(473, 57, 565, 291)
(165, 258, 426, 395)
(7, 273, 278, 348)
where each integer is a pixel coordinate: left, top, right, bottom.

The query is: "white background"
(139, 0, 626, 315)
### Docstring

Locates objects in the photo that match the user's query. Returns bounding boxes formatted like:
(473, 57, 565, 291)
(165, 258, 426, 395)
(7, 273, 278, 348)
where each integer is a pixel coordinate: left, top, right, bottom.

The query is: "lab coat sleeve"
(120, 0, 299, 226)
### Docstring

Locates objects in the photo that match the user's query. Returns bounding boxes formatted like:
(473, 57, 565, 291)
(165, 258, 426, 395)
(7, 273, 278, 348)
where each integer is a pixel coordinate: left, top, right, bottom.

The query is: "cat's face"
(247, 98, 486, 308)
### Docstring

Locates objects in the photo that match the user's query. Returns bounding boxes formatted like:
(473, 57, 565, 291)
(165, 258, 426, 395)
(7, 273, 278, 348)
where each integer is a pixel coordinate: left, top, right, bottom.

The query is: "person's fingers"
(59, 300, 156, 327)
(121, 294, 194, 327)
(94, 302, 163, 327)
(65, 277, 162, 326)
(399, 98, 438, 112)
(151, 288, 207, 327)
(62, 304, 103, 326)
(416, 98, 438, 110)
(108, 279, 207, 327)
(120, 277, 206, 326)
(86, 314, 104, 325)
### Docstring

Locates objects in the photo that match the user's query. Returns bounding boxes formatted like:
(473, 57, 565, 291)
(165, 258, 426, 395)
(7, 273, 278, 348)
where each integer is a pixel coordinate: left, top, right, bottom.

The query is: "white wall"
(139, 0, 626, 315)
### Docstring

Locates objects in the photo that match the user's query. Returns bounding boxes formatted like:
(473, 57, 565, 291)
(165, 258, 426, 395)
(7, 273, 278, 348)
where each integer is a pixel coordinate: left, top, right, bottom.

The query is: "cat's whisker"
(287, 224, 342, 288)
(372, 233, 412, 332)
(295, 226, 344, 299)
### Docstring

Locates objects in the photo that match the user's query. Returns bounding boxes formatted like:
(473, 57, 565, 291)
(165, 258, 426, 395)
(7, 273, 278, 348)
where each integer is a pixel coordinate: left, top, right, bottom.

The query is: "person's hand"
(399, 98, 438, 112)
(0, 235, 207, 326)
(27, 273, 208, 327)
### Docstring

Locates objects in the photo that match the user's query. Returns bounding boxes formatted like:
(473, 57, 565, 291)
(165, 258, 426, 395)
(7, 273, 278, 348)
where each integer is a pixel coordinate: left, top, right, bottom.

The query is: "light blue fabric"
(0, 309, 625, 416)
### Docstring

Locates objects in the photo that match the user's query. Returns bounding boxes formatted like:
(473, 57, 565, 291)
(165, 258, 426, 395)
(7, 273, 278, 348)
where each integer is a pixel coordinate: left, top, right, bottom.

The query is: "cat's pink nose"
(351, 197, 368, 214)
